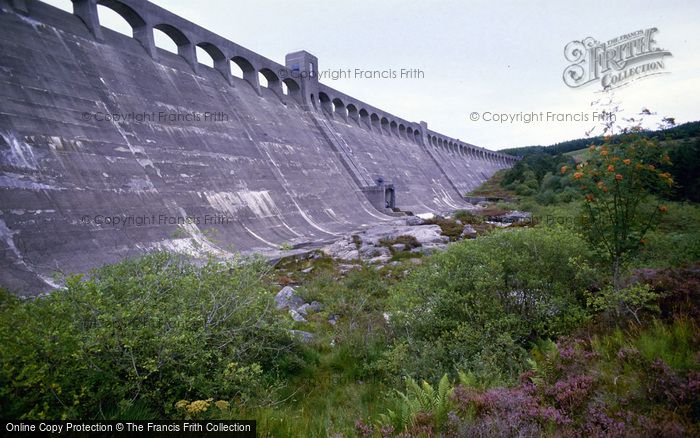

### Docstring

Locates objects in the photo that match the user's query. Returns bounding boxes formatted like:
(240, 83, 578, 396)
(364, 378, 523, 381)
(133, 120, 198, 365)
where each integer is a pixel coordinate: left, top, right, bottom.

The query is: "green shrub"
(586, 283, 661, 325)
(515, 183, 536, 196)
(0, 253, 305, 419)
(535, 189, 557, 205)
(540, 172, 562, 192)
(385, 227, 592, 382)
(555, 186, 579, 203)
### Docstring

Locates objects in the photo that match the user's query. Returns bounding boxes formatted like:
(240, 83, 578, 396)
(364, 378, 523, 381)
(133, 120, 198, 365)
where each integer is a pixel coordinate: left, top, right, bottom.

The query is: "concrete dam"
(0, 0, 517, 295)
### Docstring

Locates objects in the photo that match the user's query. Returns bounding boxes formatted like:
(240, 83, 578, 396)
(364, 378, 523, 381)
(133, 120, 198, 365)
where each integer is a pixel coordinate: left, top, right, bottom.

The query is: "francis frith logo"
(563, 28, 672, 90)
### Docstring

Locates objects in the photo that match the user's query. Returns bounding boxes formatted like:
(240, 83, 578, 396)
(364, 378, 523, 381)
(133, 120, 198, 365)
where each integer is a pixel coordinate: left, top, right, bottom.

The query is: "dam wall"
(0, 0, 517, 294)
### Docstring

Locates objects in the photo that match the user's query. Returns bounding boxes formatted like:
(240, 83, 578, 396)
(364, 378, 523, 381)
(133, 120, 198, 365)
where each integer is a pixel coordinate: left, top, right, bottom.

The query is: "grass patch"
(424, 217, 463, 241)
(378, 235, 421, 252)
(351, 234, 362, 250)
(390, 251, 422, 262)
(453, 209, 484, 224)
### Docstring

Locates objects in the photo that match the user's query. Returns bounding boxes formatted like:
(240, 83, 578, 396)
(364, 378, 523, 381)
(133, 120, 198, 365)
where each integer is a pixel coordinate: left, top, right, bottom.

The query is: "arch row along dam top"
(0, 0, 518, 295)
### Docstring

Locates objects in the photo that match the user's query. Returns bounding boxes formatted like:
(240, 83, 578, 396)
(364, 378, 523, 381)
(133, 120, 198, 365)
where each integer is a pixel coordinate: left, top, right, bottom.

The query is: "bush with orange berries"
(561, 131, 673, 287)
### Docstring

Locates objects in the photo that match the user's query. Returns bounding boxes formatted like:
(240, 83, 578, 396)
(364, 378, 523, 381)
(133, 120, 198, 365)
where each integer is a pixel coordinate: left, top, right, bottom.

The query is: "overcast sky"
(44, 0, 700, 150)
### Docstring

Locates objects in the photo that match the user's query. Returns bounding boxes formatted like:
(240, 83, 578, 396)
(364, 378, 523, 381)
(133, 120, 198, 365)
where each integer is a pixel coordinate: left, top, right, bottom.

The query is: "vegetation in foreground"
(1, 118, 699, 436)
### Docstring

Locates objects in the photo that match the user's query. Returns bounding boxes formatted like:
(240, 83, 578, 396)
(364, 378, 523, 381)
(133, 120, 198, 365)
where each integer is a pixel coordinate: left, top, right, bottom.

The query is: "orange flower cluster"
(659, 172, 674, 186)
(568, 136, 673, 202)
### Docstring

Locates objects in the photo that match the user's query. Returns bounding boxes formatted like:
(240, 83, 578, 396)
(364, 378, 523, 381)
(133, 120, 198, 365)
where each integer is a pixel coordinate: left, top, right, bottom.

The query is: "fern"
(379, 374, 455, 432)
(434, 374, 452, 425)
(458, 370, 478, 388)
(528, 339, 560, 385)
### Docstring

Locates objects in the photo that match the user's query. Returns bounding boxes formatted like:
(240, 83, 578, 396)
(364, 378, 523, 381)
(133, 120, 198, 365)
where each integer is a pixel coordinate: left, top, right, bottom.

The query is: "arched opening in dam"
(96, 1, 140, 37)
(153, 26, 179, 54)
(195, 46, 215, 67)
(231, 56, 257, 88)
(319, 92, 332, 115)
(347, 104, 359, 125)
(359, 109, 370, 129)
(332, 98, 347, 121)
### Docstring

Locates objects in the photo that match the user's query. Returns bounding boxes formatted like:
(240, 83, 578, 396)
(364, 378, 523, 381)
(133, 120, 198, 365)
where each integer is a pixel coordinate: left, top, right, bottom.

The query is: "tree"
(563, 128, 673, 288)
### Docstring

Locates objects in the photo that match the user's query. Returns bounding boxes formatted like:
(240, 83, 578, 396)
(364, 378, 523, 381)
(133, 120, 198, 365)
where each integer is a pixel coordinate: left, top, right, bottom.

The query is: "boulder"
(289, 308, 307, 322)
(411, 244, 445, 255)
(404, 216, 425, 226)
(400, 225, 449, 245)
(461, 224, 478, 239)
(289, 330, 314, 343)
(490, 210, 532, 223)
(322, 223, 452, 262)
(486, 221, 512, 228)
(369, 255, 391, 265)
(297, 301, 322, 316)
(338, 264, 361, 274)
(275, 286, 304, 310)
(360, 245, 391, 259)
(339, 249, 360, 260)
(322, 238, 359, 260)
(362, 224, 447, 246)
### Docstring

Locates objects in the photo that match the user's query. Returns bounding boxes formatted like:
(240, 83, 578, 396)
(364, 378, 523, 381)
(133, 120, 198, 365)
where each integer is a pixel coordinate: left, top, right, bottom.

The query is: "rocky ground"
(272, 208, 533, 341)
(321, 209, 532, 264)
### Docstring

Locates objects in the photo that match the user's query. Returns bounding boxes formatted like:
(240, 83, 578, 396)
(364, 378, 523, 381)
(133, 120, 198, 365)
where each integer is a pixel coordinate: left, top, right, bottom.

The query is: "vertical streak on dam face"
(0, 0, 517, 295)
